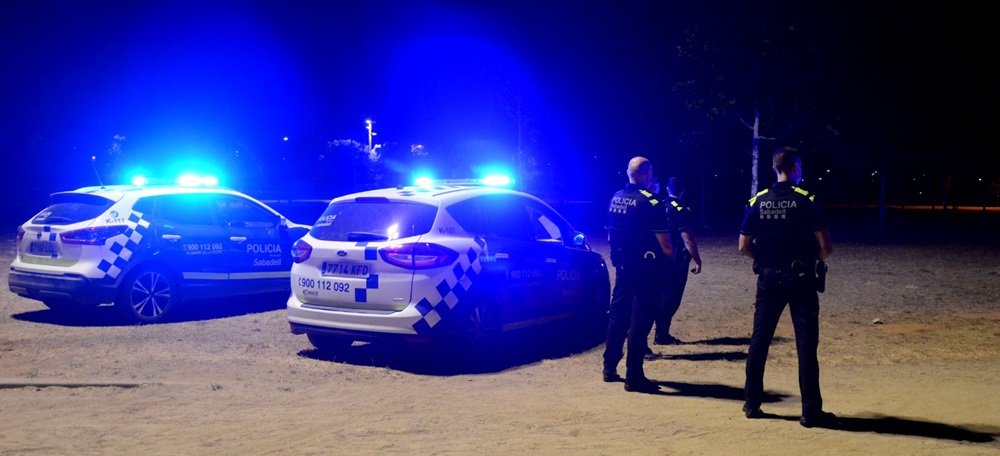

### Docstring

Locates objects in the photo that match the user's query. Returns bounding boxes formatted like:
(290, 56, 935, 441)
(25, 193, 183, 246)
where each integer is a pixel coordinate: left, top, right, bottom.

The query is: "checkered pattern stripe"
(351, 244, 381, 304)
(410, 236, 486, 333)
(96, 212, 150, 280)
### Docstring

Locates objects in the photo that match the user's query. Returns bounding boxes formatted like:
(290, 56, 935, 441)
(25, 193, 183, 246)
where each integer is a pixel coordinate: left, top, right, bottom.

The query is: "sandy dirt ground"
(1, 229, 999, 456)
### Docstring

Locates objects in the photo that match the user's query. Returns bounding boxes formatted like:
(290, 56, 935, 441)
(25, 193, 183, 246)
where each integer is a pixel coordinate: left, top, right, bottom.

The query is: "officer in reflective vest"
(602, 156, 673, 393)
(652, 176, 702, 346)
(738, 146, 837, 428)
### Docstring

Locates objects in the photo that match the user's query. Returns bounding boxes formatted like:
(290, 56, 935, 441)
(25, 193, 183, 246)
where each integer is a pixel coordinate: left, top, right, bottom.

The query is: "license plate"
(29, 241, 57, 255)
(321, 262, 371, 277)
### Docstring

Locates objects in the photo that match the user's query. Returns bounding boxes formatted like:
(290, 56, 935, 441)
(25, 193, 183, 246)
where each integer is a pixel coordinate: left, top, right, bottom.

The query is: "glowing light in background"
(414, 176, 435, 188)
(479, 175, 512, 187)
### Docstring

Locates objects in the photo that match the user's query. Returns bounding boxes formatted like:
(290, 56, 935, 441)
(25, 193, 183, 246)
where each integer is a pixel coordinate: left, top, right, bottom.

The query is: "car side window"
(214, 195, 277, 228)
(448, 194, 534, 241)
(155, 194, 216, 226)
(528, 206, 564, 242)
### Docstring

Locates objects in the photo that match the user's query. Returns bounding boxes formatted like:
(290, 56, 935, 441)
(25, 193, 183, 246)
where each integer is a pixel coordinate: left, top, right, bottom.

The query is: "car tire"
(306, 334, 353, 353)
(463, 296, 503, 354)
(115, 264, 179, 324)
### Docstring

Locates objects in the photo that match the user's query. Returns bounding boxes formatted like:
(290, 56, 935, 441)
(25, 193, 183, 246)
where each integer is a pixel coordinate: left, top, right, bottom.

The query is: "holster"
(816, 260, 828, 293)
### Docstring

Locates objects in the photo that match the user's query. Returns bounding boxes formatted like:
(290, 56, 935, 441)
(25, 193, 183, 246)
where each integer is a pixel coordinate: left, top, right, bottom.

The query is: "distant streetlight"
(365, 120, 376, 152)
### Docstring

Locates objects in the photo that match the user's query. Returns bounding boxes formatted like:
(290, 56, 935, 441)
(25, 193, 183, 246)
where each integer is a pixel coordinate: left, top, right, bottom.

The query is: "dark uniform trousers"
(603, 259, 665, 379)
(654, 251, 691, 338)
(744, 267, 823, 416)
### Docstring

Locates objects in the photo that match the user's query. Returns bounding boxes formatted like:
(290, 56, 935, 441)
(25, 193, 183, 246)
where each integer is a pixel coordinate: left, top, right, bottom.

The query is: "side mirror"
(572, 231, 586, 247)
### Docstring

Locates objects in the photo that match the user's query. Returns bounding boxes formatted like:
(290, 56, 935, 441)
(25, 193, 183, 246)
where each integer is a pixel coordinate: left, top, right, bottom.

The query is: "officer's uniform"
(739, 181, 829, 418)
(653, 195, 693, 343)
(603, 183, 670, 384)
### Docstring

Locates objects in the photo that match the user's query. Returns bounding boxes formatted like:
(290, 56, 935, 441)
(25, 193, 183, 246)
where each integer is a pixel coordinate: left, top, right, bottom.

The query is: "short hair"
(772, 147, 802, 174)
(667, 176, 684, 195)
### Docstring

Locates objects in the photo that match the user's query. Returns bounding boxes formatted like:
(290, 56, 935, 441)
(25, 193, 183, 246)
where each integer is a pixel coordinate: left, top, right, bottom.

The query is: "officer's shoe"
(623, 376, 660, 393)
(654, 334, 683, 345)
(742, 405, 765, 419)
(602, 369, 622, 383)
(643, 347, 659, 361)
(799, 411, 838, 428)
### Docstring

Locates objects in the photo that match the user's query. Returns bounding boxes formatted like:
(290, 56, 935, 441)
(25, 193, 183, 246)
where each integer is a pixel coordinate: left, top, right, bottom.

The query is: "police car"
(286, 179, 611, 353)
(8, 180, 310, 323)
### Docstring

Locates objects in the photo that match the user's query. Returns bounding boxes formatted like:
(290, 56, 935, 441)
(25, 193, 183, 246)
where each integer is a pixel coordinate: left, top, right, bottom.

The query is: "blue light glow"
(414, 176, 435, 188)
(479, 175, 512, 186)
(177, 174, 219, 187)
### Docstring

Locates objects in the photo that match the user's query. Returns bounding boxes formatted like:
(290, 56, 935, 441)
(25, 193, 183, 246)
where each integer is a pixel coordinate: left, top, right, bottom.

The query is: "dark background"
(2, 1, 997, 236)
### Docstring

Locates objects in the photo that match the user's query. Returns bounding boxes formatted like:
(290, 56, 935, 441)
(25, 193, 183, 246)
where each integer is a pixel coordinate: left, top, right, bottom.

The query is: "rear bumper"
(288, 321, 438, 345)
(286, 295, 457, 344)
(7, 269, 116, 305)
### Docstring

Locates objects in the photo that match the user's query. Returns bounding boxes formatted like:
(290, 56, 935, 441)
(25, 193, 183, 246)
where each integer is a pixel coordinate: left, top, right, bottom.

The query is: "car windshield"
(31, 193, 116, 225)
(310, 200, 437, 242)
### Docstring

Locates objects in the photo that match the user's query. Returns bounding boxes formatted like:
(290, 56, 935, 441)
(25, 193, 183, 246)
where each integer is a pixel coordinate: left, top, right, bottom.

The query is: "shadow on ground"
(11, 292, 288, 327)
(298, 322, 607, 376)
(745, 410, 998, 444)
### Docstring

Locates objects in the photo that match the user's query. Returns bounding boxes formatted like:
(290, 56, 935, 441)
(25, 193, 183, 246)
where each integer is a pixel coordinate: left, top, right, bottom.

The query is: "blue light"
(177, 174, 218, 187)
(414, 176, 435, 188)
(479, 175, 512, 187)
(131, 175, 148, 186)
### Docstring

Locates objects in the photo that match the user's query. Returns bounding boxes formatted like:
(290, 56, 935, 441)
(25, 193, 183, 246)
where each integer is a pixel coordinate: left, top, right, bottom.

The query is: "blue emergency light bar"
(412, 174, 515, 188)
(128, 174, 220, 187)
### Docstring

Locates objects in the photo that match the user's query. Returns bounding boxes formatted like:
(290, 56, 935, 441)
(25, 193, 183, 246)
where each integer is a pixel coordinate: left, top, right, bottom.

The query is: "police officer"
(652, 176, 702, 346)
(602, 156, 673, 393)
(738, 147, 836, 428)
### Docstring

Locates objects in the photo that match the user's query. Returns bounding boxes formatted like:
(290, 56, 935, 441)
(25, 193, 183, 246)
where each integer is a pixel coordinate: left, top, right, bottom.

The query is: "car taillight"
(379, 243, 459, 269)
(60, 226, 130, 245)
(16, 226, 25, 243)
(291, 239, 312, 263)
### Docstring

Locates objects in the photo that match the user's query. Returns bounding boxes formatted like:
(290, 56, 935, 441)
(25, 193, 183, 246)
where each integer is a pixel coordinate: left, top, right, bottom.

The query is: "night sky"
(2, 2, 995, 224)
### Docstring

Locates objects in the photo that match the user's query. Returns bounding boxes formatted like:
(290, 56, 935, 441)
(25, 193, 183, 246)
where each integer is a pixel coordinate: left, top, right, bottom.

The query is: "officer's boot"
(623, 370, 659, 393)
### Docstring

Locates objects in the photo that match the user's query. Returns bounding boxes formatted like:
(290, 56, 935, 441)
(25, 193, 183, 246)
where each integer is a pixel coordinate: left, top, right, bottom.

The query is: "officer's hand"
(690, 262, 702, 275)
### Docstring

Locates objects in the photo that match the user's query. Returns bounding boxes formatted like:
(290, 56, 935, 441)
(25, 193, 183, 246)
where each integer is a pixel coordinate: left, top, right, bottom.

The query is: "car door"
(148, 193, 232, 295)
(450, 194, 557, 328)
(524, 200, 589, 318)
(212, 193, 289, 294)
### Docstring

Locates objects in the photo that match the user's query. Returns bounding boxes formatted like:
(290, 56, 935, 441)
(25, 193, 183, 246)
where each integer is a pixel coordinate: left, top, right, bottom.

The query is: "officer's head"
(772, 147, 803, 184)
(627, 156, 653, 187)
(667, 176, 684, 197)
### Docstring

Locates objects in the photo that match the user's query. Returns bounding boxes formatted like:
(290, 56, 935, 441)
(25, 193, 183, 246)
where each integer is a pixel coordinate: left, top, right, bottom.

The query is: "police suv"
(286, 179, 611, 353)
(8, 183, 310, 323)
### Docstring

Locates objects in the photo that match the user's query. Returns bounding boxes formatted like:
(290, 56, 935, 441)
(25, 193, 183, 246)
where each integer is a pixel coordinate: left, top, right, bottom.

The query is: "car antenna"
(91, 155, 105, 188)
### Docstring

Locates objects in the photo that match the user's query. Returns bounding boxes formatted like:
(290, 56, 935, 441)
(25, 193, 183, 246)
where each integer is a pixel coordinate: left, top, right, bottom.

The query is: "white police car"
(8, 183, 310, 323)
(286, 179, 611, 353)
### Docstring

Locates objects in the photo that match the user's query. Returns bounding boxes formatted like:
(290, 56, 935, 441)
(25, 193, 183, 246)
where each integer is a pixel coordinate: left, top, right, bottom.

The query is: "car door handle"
(545, 258, 557, 263)
(230, 236, 247, 243)
(161, 234, 181, 241)
(495, 252, 510, 260)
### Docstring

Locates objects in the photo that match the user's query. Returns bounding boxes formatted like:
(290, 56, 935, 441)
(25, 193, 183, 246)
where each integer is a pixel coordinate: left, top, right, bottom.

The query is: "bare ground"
(1, 230, 999, 456)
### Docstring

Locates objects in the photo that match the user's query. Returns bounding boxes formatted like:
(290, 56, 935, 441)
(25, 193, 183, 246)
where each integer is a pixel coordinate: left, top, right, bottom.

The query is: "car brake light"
(291, 239, 312, 263)
(60, 226, 130, 245)
(379, 243, 459, 269)
(16, 226, 25, 243)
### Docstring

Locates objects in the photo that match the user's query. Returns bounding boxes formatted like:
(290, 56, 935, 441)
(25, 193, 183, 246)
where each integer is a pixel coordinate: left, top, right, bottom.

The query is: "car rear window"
(310, 200, 437, 241)
(31, 193, 116, 225)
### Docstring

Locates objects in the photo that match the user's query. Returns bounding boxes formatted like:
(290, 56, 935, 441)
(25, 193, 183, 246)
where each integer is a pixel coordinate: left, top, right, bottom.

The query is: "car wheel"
(115, 265, 179, 324)
(306, 334, 353, 353)
(463, 296, 503, 353)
